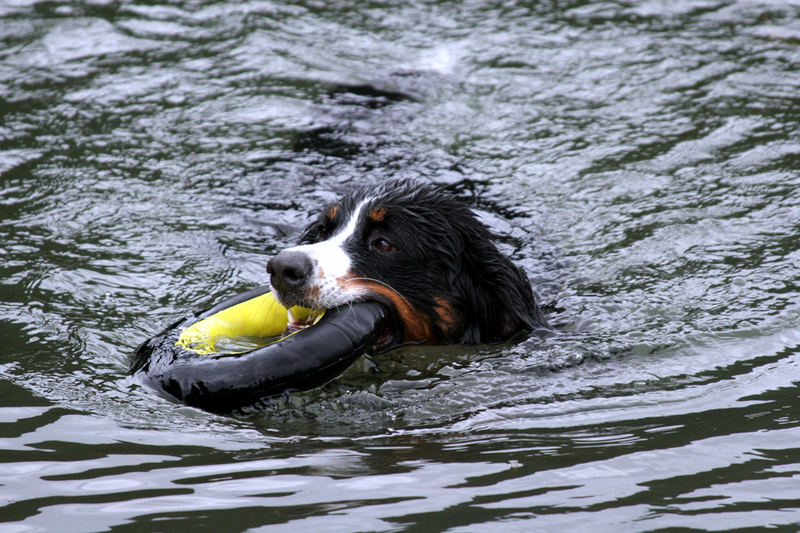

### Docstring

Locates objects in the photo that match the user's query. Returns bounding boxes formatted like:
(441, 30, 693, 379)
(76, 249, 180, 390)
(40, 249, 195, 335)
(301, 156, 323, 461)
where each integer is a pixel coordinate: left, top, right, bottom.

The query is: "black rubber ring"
(131, 286, 387, 413)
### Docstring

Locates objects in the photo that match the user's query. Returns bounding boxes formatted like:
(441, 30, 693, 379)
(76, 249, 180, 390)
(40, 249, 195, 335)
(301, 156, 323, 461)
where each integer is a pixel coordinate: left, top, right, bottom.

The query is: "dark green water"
(2, 1, 800, 530)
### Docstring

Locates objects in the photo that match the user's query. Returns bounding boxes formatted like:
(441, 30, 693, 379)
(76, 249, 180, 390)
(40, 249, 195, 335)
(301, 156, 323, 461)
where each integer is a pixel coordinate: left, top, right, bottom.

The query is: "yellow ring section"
(175, 291, 322, 355)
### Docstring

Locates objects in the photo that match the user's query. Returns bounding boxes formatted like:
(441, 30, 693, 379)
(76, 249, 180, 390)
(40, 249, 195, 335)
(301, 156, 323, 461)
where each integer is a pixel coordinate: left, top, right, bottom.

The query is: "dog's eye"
(372, 237, 396, 253)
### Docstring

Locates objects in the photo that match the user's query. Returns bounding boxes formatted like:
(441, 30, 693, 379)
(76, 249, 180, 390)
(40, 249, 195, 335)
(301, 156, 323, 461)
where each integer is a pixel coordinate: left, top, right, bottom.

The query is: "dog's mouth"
(282, 307, 323, 336)
(271, 280, 403, 350)
(278, 295, 397, 352)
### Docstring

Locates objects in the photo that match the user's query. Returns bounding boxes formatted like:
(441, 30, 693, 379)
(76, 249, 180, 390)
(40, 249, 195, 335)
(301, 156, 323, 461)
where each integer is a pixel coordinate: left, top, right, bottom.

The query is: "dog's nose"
(267, 251, 313, 292)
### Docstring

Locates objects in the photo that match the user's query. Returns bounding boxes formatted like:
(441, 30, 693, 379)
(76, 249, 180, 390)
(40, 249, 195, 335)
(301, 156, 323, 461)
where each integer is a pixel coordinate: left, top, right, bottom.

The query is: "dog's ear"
(454, 238, 546, 342)
(489, 254, 547, 336)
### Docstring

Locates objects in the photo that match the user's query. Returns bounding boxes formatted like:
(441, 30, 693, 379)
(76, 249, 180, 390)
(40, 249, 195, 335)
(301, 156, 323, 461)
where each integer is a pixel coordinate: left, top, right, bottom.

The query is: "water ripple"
(1, 0, 800, 530)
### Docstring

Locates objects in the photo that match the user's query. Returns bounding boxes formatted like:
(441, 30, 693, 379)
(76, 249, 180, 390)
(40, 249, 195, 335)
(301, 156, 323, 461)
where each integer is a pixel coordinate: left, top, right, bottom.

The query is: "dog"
(267, 180, 547, 350)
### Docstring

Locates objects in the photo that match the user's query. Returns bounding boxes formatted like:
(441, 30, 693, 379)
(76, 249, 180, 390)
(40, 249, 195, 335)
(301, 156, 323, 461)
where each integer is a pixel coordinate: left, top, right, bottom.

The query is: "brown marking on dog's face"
(341, 278, 432, 342)
(327, 205, 340, 221)
(434, 296, 459, 336)
(369, 207, 387, 222)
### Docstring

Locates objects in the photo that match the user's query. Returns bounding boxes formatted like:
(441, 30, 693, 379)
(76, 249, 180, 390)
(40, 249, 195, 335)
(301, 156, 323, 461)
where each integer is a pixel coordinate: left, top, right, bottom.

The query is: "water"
(2, 0, 800, 530)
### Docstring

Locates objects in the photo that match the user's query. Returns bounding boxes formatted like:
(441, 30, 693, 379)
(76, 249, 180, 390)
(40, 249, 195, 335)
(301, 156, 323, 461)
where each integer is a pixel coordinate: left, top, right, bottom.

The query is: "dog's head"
(267, 180, 546, 346)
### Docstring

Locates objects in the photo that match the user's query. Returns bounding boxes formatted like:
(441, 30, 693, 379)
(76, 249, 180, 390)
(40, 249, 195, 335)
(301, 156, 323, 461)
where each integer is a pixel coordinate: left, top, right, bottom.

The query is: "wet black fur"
(295, 180, 547, 345)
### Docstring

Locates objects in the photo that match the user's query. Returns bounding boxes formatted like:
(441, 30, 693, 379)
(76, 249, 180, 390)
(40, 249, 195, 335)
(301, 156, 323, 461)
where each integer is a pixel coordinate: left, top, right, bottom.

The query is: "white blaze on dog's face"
(270, 199, 371, 309)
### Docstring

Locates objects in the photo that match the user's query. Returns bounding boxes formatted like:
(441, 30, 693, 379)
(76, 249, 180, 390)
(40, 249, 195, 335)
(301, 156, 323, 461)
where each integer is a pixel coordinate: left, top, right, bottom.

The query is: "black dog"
(267, 180, 546, 348)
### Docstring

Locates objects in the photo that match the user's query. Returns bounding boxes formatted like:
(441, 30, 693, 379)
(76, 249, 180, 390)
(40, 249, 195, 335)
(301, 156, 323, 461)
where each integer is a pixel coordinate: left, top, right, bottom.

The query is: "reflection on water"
(1, 0, 800, 530)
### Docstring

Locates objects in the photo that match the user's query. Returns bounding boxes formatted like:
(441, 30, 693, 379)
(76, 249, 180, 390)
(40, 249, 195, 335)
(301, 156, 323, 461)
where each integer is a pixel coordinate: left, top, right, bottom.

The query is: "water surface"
(2, 1, 800, 530)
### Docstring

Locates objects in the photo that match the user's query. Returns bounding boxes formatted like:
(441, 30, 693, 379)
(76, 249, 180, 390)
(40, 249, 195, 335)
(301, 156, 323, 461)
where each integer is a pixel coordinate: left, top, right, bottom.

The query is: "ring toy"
(131, 286, 387, 413)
